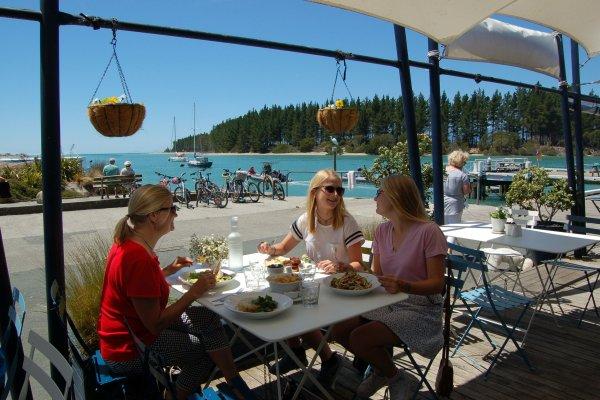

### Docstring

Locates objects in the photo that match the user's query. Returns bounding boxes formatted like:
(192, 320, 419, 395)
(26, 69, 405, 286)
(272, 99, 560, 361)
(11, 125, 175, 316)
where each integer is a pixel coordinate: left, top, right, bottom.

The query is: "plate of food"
(178, 268, 236, 288)
(324, 271, 381, 296)
(224, 293, 293, 319)
(265, 256, 302, 271)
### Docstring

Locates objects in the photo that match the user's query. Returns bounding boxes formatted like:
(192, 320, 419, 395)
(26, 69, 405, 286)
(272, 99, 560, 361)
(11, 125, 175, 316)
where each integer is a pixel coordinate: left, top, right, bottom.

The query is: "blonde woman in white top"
(258, 169, 364, 385)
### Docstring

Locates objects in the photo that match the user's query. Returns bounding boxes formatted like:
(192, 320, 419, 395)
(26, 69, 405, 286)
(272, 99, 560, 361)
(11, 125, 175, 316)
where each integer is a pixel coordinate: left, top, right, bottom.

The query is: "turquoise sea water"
(82, 153, 600, 200)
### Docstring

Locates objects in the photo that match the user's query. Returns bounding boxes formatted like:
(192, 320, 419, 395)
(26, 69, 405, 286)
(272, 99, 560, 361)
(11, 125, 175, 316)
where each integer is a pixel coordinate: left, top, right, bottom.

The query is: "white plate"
(324, 272, 381, 296)
(178, 268, 236, 288)
(224, 292, 293, 319)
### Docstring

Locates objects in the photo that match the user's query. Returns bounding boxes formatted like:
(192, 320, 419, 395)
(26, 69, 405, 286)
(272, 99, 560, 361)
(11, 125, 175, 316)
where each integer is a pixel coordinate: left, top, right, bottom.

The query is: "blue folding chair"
(448, 243, 534, 377)
(1, 287, 26, 400)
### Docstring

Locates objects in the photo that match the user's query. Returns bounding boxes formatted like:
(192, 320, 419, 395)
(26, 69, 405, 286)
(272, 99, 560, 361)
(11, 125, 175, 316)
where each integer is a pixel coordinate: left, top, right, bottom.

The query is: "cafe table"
(440, 221, 600, 341)
(169, 253, 408, 400)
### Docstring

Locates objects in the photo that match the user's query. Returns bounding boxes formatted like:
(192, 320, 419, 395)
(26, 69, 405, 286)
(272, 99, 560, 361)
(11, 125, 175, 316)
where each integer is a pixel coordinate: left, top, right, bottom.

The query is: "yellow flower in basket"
(335, 99, 345, 108)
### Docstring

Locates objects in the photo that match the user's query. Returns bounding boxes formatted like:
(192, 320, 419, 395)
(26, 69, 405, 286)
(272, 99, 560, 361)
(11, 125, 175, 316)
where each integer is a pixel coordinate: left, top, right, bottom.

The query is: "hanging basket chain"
(88, 19, 133, 105)
(329, 56, 354, 105)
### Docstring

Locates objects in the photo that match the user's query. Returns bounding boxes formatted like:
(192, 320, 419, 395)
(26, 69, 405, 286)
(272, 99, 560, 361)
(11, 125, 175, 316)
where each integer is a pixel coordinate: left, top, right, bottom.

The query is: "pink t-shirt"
(372, 221, 447, 282)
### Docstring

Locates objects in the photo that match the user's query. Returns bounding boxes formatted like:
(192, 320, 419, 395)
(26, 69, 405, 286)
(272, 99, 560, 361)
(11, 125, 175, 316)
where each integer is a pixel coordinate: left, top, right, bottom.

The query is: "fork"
(210, 288, 243, 304)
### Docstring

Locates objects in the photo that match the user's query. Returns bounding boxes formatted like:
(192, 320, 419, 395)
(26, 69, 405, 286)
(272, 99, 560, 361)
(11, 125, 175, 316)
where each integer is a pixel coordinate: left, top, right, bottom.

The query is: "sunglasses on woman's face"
(375, 188, 384, 198)
(320, 185, 345, 196)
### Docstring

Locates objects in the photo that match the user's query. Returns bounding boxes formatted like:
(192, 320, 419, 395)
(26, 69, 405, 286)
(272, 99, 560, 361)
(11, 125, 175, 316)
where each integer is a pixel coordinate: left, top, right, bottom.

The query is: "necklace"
(134, 231, 154, 251)
(316, 211, 333, 224)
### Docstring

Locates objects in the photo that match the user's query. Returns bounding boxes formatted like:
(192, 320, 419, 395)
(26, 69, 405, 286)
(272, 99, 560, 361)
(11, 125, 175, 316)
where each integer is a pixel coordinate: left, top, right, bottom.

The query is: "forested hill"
(169, 88, 600, 155)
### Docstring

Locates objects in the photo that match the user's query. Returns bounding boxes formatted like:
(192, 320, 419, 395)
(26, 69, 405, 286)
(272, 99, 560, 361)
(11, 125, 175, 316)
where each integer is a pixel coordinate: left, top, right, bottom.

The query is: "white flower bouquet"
(189, 234, 229, 267)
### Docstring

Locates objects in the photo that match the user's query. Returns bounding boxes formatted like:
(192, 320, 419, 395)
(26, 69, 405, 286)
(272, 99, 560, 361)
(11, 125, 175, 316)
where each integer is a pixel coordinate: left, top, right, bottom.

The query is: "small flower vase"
(206, 259, 222, 274)
(505, 222, 516, 236)
(491, 217, 506, 233)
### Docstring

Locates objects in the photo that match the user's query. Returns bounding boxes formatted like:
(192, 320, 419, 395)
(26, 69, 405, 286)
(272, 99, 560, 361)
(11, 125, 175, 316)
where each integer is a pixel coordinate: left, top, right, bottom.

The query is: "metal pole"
(428, 39, 444, 225)
(571, 40, 586, 256)
(555, 34, 577, 220)
(40, 0, 68, 383)
(333, 147, 337, 172)
(394, 25, 424, 198)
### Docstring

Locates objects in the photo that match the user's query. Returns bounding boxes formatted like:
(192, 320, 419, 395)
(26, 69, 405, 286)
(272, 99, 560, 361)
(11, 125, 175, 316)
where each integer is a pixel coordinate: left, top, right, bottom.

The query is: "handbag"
(435, 259, 454, 396)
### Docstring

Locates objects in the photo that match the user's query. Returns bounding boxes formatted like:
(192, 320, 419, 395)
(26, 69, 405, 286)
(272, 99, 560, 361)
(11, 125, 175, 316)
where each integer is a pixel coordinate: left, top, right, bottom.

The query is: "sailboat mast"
(193, 103, 196, 157)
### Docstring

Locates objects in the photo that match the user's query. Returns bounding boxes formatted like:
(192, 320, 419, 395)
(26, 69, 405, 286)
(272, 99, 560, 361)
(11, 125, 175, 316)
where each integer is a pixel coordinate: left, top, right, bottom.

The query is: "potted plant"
(490, 207, 507, 233)
(189, 234, 229, 272)
(505, 167, 574, 231)
(316, 99, 359, 134)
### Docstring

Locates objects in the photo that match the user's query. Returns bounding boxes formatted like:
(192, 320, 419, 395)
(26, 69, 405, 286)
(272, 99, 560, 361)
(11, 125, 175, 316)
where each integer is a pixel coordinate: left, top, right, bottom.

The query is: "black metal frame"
(0, 1, 598, 387)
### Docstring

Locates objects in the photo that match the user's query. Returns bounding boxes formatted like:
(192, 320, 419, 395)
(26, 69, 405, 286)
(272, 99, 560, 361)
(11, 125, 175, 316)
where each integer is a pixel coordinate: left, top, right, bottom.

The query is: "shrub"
(505, 167, 574, 222)
(65, 234, 112, 349)
(364, 134, 396, 155)
(271, 143, 297, 153)
(489, 131, 519, 155)
(298, 137, 315, 153)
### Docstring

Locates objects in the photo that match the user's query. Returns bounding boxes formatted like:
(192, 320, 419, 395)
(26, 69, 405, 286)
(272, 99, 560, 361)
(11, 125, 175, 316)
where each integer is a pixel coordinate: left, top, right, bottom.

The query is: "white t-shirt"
(290, 212, 364, 264)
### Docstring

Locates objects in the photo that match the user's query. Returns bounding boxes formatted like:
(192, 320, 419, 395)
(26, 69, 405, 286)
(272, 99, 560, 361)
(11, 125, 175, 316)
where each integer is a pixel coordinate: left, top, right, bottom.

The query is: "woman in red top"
(98, 185, 255, 400)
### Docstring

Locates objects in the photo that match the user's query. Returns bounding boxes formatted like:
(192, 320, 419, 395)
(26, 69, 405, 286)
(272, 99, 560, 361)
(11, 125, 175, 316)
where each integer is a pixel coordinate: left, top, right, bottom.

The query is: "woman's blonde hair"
(448, 150, 469, 168)
(113, 185, 172, 244)
(381, 175, 428, 223)
(306, 169, 346, 233)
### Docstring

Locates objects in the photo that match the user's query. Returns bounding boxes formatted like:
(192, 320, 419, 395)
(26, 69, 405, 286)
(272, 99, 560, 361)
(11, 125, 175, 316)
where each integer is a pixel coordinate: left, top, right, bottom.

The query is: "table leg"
(280, 327, 335, 400)
(522, 260, 561, 345)
(274, 343, 283, 400)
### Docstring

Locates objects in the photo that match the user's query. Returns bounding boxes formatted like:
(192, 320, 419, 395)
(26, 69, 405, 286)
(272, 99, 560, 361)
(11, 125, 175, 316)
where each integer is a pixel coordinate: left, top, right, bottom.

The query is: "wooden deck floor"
(208, 257, 600, 399)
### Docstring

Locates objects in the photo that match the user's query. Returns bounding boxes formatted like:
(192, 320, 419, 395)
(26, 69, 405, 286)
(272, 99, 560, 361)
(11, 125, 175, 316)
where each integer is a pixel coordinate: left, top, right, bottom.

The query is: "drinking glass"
(299, 263, 316, 281)
(301, 281, 320, 308)
(244, 263, 261, 291)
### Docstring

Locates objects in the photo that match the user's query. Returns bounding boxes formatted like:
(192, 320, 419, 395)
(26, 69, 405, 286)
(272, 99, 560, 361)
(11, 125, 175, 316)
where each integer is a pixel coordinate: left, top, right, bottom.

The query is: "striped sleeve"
(343, 214, 364, 247)
(290, 213, 307, 241)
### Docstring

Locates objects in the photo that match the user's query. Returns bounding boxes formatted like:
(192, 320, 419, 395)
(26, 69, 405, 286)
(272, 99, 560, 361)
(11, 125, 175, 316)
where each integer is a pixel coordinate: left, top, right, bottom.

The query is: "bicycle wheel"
(211, 188, 228, 208)
(174, 187, 189, 207)
(273, 181, 286, 200)
(246, 182, 260, 203)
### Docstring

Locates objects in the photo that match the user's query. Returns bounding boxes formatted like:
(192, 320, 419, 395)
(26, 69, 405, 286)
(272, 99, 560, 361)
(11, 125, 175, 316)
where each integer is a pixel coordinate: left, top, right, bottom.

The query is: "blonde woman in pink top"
(331, 175, 447, 399)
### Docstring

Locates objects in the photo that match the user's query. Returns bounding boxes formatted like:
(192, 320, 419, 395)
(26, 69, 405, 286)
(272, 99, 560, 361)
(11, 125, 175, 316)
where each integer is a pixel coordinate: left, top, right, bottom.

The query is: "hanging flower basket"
(87, 102, 146, 137)
(317, 106, 359, 134)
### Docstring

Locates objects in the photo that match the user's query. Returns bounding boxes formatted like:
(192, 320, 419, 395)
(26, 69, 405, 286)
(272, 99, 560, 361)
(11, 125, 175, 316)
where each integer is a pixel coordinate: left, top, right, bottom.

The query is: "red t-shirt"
(98, 240, 169, 361)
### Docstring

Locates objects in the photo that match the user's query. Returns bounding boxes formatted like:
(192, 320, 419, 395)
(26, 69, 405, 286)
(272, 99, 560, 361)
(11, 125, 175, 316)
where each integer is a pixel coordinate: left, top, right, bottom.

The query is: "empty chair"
(19, 330, 73, 400)
(449, 243, 534, 377)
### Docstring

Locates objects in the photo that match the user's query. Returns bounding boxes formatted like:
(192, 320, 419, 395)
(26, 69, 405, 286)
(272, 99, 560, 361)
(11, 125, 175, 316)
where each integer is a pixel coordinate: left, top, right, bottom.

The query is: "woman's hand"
(188, 271, 216, 298)
(163, 256, 193, 276)
(317, 259, 339, 274)
(257, 241, 272, 255)
(378, 276, 410, 294)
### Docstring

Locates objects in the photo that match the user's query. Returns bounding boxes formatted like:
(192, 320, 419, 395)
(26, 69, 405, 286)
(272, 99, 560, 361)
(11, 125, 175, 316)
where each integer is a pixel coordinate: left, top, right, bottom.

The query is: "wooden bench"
(92, 174, 142, 199)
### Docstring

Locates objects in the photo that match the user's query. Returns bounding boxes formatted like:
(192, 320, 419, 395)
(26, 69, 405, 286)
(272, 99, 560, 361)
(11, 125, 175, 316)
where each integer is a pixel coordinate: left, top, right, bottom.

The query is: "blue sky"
(1, 0, 599, 154)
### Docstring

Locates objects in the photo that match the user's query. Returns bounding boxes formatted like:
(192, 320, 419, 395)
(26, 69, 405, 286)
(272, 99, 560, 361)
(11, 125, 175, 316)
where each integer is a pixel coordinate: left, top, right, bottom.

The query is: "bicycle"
(155, 171, 192, 208)
(191, 171, 228, 208)
(221, 169, 260, 203)
(250, 162, 286, 200)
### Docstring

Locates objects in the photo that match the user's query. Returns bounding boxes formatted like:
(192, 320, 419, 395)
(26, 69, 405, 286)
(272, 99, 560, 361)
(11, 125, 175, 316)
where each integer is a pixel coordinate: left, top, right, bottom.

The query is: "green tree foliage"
(505, 167, 574, 222)
(168, 89, 599, 154)
(361, 134, 433, 202)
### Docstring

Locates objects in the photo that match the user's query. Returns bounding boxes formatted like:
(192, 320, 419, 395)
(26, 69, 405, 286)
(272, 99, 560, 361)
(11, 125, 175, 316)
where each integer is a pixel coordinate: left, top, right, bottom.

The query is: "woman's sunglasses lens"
(323, 186, 344, 196)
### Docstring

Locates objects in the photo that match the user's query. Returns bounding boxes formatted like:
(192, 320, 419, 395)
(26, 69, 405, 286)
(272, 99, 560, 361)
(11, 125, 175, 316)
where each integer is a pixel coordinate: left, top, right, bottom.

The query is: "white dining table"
(169, 253, 408, 400)
(440, 221, 600, 341)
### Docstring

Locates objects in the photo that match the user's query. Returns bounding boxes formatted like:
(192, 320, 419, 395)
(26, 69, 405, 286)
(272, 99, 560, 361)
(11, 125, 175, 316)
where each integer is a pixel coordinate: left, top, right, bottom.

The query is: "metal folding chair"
(448, 243, 534, 378)
(545, 215, 600, 327)
(19, 330, 73, 400)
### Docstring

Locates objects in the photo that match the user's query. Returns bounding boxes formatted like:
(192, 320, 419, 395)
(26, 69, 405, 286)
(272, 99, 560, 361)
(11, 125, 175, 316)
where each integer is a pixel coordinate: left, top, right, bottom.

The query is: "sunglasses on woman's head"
(320, 185, 345, 196)
(155, 205, 179, 214)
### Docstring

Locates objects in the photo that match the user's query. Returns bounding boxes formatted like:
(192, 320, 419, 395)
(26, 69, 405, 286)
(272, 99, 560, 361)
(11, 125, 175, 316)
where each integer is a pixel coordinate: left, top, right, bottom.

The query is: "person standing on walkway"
(443, 150, 471, 224)
(103, 158, 120, 176)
